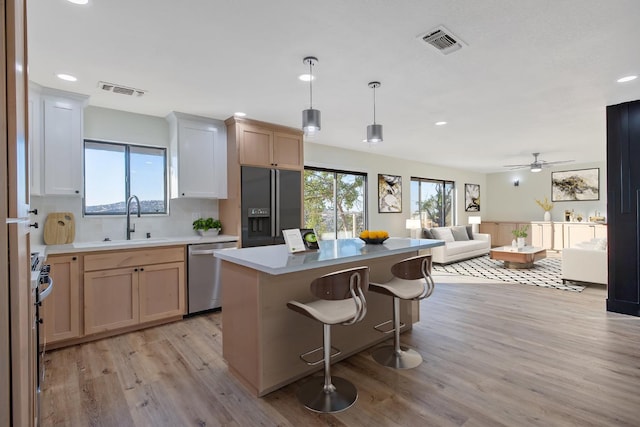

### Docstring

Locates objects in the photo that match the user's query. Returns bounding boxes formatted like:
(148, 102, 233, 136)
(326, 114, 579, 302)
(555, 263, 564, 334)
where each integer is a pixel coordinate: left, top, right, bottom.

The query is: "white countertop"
(35, 234, 239, 256)
(213, 237, 444, 275)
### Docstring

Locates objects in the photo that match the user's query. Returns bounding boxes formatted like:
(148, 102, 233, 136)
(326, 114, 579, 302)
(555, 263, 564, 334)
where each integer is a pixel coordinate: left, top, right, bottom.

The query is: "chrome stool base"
(372, 345, 423, 369)
(297, 376, 358, 413)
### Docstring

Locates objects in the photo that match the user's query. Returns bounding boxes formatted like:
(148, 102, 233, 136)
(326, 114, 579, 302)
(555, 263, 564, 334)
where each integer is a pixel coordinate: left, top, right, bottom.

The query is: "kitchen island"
(214, 237, 443, 396)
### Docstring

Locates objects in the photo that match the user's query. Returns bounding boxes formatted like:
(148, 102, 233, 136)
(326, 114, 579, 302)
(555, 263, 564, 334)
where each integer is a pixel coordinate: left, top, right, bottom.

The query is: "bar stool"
(369, 254, 435, 369)
(287, 266, 369, 413)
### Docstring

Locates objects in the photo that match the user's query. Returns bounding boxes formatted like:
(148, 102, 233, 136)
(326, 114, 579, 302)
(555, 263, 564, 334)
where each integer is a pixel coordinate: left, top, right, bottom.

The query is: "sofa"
(561, 238, 608, 285)
(423, 225, 491, 264)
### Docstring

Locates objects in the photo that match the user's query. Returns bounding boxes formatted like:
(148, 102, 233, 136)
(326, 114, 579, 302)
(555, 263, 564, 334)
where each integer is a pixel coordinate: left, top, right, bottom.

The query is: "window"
(410, 177, 455, 227)
(304, 167, 367, 240)
(84, 140, 167, 215)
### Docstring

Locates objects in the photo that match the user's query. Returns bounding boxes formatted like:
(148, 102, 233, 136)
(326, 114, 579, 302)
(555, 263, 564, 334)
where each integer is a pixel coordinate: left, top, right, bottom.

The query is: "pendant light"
(302, 56, 321, 135)
(365, 81, 383, 144)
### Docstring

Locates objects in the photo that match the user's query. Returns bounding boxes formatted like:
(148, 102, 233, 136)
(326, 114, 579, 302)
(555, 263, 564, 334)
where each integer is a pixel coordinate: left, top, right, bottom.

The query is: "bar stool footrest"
(373, 318, 406, 334)
(299, 345, 341, 366)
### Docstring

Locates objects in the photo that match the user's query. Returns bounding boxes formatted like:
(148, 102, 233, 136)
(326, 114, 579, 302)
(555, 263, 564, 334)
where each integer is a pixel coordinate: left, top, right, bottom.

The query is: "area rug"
(432, 255, 585, 292)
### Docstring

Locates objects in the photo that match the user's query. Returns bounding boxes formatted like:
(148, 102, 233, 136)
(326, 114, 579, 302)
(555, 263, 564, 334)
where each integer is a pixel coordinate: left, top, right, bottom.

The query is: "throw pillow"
(465, 225, 474, 240)
(451, 226, 470, 241)
(431, 227, 455, 243)
(423, 228, 434, 239)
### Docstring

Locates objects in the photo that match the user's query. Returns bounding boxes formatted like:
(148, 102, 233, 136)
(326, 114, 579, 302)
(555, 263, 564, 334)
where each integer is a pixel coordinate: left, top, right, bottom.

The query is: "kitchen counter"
(35, 234, 238, 256)
(218, 237, 443, 396)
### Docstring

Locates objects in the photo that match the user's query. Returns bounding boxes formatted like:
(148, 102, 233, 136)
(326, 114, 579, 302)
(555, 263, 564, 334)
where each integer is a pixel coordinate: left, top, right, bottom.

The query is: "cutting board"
(44, 212, 76, 245)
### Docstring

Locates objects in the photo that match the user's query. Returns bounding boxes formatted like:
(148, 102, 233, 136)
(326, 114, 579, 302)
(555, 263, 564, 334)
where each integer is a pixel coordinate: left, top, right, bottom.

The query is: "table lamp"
(405, 219, 421, 239)
(468, 216, 481, 234)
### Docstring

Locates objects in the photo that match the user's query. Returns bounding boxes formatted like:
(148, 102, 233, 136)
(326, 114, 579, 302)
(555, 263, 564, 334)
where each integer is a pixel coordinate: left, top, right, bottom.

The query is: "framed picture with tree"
(465, 183, 480, 212)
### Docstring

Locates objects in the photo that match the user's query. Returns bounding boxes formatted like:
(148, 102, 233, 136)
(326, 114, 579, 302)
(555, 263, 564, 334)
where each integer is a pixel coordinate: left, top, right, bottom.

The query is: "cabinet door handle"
(140, 268, 144, 272)
(75, 190, 79, 194)
(72, 256, 77, 261)
(134, 268, 138, 272)
(29, 222, 39, 228)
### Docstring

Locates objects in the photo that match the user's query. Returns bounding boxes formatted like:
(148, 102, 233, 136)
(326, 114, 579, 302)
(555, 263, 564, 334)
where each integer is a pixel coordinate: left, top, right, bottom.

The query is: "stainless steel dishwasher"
(187, 241, 237, 314)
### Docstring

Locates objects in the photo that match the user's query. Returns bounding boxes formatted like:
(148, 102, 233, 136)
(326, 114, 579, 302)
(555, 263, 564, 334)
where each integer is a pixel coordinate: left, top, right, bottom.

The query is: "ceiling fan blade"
(541, 159, 574, 166)
(502, 163, 529, 168)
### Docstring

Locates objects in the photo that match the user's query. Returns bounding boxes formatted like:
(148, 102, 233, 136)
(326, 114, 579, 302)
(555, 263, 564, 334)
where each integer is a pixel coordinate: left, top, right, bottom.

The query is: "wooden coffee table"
(489, 246, 547, 269)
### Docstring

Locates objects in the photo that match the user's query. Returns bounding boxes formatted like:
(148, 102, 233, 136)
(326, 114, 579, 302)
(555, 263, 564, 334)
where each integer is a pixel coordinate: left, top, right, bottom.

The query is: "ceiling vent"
(418, 26, 466, 55)
(98, 81, 147, 97)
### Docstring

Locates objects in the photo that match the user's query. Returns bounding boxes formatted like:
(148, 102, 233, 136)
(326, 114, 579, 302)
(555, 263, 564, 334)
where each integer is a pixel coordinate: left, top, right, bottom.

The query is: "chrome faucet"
(126, 195, 140, 240)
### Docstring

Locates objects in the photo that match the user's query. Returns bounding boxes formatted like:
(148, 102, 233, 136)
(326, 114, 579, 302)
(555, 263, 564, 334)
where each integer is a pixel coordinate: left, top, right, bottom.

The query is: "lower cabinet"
(42, 254, 82, 344)
(481, 221, 607, 249)
(84, 247, 185, 335)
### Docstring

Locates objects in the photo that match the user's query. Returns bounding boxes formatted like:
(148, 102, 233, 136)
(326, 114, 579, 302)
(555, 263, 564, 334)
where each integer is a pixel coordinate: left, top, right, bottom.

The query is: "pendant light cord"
(309, 60, 313, 109)
(372, 85, 376, 124)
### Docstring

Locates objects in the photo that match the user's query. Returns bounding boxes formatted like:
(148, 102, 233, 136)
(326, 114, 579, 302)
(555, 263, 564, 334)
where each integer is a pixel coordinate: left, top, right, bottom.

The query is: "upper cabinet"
(232, 118, 303, 170)
(166, 112, 227, 199)
(29, 84, 88, 196)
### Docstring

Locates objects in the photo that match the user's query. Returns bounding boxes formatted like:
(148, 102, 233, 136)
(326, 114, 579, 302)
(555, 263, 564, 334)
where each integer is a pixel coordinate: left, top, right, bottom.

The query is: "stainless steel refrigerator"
(241, 166, 301, 247)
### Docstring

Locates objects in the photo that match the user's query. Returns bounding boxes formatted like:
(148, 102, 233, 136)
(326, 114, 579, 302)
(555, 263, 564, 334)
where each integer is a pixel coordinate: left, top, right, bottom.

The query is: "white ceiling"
(27, 0, 640, 173)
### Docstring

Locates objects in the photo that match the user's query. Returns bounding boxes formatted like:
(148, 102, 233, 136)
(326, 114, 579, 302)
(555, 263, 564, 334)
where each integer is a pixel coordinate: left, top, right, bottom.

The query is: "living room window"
(410, 177, 455, 227)
(83, 140, 167, 215)
(304, 167, 367, 240)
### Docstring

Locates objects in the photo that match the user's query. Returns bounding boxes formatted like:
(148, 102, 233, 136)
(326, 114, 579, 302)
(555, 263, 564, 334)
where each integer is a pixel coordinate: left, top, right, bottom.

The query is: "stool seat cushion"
(287, 299, 358, 325)
(370, 277, 425, 300)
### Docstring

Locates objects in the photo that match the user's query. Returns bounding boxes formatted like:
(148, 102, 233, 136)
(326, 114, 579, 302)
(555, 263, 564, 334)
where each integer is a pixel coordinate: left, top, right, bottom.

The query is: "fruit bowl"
(359, 237, 389, 245)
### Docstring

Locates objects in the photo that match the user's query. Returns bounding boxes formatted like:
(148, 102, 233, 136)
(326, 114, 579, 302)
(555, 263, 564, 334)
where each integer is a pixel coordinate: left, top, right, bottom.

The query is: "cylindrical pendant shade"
(366, 123, 383, 143)
(302, 108, 321, 134)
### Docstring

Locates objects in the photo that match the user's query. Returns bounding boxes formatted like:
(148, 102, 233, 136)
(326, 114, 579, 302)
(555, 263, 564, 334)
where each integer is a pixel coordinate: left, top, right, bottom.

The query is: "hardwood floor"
(41, 276, 640, 427)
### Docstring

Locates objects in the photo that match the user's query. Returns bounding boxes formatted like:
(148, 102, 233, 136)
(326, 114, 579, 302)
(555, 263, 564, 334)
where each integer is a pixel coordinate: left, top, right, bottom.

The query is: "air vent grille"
(98, 81, 147, 97)
(418, 26, 465, 55)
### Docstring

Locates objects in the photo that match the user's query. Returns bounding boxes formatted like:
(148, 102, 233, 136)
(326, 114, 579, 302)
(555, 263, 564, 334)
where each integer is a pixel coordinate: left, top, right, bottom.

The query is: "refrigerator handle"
(271, 169, 278, 238)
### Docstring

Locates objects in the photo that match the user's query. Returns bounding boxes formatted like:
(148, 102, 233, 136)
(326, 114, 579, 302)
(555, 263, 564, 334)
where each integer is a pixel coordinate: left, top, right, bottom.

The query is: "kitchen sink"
(72, 238, 170, 249)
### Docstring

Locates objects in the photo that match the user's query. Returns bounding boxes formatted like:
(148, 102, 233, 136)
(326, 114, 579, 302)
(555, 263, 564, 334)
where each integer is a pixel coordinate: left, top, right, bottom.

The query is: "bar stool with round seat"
(369, 254, 435, 369)
(287, 266, 369, 413)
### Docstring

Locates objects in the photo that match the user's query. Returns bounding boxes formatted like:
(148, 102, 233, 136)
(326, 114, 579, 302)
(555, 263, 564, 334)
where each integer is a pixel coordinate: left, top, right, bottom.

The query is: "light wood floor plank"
(41, 278, 640, 426)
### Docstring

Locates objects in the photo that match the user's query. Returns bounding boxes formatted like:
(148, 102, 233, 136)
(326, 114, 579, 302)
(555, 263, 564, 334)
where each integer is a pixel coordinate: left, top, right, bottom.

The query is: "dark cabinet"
(606, 100, 640, 316)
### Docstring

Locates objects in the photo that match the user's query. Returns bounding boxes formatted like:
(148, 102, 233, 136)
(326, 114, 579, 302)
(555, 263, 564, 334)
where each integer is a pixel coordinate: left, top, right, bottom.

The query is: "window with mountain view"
(304, 167, 367, 240)
(410, 177, 455, 227)
(84, 140, 167, 215)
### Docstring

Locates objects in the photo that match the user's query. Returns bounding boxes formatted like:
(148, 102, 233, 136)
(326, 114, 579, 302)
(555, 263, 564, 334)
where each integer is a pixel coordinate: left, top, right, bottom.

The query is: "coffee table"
(489, 246, 546, 269)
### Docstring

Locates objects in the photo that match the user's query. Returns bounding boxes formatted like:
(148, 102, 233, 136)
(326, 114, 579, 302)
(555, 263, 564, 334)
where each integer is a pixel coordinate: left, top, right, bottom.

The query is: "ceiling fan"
(503, 153, 574, 173)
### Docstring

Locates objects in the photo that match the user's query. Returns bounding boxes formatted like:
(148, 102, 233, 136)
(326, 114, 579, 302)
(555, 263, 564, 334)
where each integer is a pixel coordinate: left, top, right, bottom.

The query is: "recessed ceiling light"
(234, 112, 246, 117)
(56, 73, 77, 82)
(298, 74, 315, 82)
(617, 75, 638, 83)
(67, 0, 89, 4)
(435, 121, 447, 126)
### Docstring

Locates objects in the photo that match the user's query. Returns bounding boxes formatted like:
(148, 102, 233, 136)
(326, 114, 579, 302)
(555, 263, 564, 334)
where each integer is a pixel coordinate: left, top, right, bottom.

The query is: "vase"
(197, 229, 220, 237)
(517, 237, 525, 248)
(544, 211, 551, 221)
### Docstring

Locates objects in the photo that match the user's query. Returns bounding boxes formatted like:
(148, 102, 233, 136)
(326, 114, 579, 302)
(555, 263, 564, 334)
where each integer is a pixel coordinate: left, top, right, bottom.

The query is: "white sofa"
(561, 238, 608, 285)
(423, 226, 491, 264)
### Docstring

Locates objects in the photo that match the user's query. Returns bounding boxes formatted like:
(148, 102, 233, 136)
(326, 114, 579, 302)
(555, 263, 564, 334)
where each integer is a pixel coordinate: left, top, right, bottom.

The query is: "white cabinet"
(166, 112, 227, 199)
(29, 84, 88, 196)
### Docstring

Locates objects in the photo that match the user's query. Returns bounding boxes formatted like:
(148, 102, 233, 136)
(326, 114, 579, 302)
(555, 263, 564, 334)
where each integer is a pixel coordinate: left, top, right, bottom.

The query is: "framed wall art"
(551, 168, 599, 201)
(378, 174, 402, 213)
(464, 183, 480, 212)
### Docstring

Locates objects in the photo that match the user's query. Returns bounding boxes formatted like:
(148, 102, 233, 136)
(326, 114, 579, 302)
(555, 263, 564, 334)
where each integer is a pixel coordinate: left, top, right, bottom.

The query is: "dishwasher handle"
(190, 249, 216, 256)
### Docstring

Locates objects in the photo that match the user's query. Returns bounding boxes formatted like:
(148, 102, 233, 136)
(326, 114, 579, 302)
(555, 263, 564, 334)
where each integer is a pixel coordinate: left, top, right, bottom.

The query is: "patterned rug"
(432, 255, 585, 292)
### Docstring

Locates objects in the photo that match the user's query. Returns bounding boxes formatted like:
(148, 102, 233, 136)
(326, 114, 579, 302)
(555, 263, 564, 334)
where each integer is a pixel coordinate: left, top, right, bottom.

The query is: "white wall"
(484, 161, 606, 222)
(304, 143, 487, 238)
(30, 106, 219, 244)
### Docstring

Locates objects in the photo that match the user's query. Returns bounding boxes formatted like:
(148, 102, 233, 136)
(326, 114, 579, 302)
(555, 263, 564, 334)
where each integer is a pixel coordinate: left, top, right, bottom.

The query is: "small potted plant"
(193, 217, 222, 236)
(511, 224, 529, 248)
(535, 197, 553, 221)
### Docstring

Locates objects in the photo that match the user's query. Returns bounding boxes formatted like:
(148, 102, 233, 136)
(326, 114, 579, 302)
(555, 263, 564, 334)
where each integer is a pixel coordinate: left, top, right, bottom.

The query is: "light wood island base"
(221, 252, 417, 396)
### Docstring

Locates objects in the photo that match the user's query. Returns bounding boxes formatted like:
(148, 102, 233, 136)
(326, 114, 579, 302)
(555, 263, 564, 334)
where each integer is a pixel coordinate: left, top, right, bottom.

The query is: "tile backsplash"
(30, 195, 220, 245)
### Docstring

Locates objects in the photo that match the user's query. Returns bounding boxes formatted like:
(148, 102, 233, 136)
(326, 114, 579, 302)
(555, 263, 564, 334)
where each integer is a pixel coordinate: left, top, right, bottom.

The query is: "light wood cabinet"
(236, 120, 303, 170)
(563, 223, 607, 248)
(42, 254, 82, 343)
(83, 247, 185, 335)
(166, 112, 227, 199)
(481, 221, 607, 250)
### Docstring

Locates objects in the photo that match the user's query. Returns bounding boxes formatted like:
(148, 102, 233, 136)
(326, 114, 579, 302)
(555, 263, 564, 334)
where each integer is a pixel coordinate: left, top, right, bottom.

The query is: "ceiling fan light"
(366, 123, 383, 143)
(530, 164, 542, 173)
